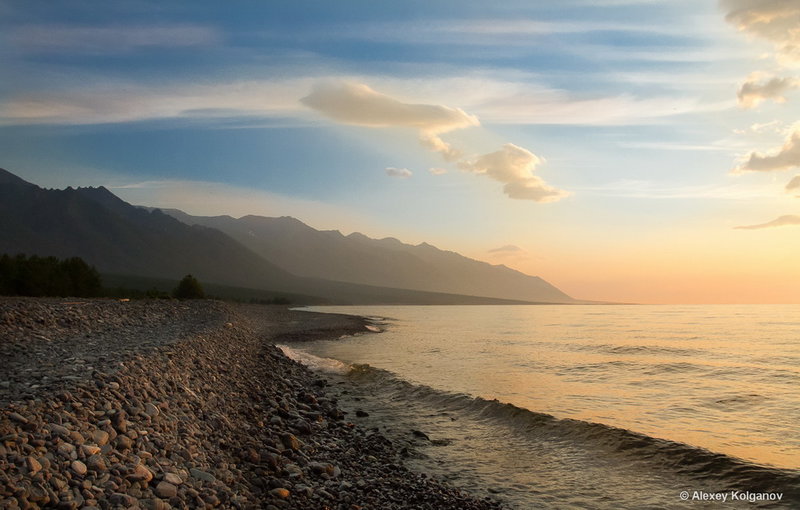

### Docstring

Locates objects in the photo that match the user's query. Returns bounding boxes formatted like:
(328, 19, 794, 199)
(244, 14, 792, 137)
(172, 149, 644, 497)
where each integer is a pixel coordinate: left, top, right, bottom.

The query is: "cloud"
(428, 167, 448, 175)
(737, 74, 800, 108)
(459, 144, 570, 203)
(786, 174, 800, 193)
(8, 24, 221, 54)
(385, 167, 413, 178)
(488, 244, 525, 254)
(302, 81, 569, 202)
(735, 214, 800, 229)
(300, 81, 478, 132)
(0, 79, 314, 125)
(576, 179, 778, 199)
(473, 90, 730, 126)
(0, 73, 725, 129)
(733, 119, 784, 134)
(301, 81, 478, 162)
(723, 0, 800, 66)
(734, 128, 800, 173)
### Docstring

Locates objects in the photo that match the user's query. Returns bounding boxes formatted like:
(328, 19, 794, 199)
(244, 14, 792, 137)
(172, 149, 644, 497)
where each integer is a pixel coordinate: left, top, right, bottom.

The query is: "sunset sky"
(1, 0, 798, 304)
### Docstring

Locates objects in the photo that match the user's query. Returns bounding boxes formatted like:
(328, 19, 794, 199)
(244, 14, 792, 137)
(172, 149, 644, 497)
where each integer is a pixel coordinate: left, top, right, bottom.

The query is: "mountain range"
(0, 168, 575, 304)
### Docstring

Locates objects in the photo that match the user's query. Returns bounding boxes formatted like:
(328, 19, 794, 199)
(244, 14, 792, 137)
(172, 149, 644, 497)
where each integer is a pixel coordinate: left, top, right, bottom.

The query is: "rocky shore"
(0, 298, 503, 509)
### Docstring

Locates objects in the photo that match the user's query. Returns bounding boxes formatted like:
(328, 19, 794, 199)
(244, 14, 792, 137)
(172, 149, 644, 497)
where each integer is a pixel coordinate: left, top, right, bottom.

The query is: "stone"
(280, 433, 300, 451)
(262, 452, 280, 471)
(270, 488, 290, 499)
(81, 445, 101, 456)
(92, 430, 109, 446)
(9, 412, 28, 424)
(144, 403, 160, 418)
(202, 493, 220, 506)
(293, 420, 312, 435)
(412, 429, 430, 440)
(189, 467, 216, 483)
(57, 443, 76, 458)
(86, 454, 107, 472)
(311, 462, 338, 477)
(284, 463, 303, 477)
(163, 472, 182, 485)
(128, 464, 153, 483)
(154, 481, 177, 499)
(115, 435, 133, 451)
(71, 460, 87, 476)
(355, 410, 369, 417)
(142, 499, 171, 510)
(27, 483, 50, 504)
(111, 413, 128, 434)
(109, 493, 137, 507)
(48, 423, 70, 437)
(26, 456, 42, 475)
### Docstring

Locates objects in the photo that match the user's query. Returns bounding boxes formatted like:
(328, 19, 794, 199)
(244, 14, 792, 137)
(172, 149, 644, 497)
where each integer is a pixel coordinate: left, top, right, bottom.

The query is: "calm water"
(284, 305, 800, 508)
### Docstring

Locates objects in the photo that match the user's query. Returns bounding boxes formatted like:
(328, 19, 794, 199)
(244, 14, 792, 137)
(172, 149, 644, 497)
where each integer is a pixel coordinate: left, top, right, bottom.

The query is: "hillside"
(0, 168, 565, 304)
(160, 209, 574, 303)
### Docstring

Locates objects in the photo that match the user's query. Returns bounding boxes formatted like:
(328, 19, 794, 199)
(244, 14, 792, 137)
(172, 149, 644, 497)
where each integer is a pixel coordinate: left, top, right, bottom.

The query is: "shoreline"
(0, 298, 502, 509)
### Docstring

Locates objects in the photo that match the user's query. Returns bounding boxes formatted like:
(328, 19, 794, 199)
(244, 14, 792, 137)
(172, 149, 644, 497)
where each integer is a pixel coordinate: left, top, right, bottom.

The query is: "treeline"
(0, 254, 293, 304)
(0, 254, 102, 297)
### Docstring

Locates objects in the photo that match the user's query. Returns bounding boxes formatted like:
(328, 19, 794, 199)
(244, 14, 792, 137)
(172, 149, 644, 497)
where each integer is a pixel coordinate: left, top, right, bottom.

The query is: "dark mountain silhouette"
(159, 209, 574, 303)
(0, 168, 298, 291)
(0, 168, 567, 304)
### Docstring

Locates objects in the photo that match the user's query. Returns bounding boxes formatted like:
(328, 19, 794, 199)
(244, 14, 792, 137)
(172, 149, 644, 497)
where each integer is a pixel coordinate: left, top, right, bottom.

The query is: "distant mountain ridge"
(0, 168, 573, 304)
(158, 209, 574, 303)
(0, 168, 297, 291)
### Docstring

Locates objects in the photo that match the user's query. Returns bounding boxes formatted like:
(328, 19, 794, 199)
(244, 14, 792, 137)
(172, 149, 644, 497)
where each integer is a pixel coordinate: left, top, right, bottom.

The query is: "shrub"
(173, 274, 205, 299)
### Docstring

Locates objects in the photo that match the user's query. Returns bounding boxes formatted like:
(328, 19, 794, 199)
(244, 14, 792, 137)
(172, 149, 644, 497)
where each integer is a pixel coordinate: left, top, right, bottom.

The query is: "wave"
(343, 363, 800, 500)
(277, 345, 351, 374)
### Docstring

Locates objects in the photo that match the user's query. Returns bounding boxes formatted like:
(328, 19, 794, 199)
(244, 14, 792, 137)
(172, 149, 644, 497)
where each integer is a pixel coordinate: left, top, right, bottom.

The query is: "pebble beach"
(0, 298, 502, 509)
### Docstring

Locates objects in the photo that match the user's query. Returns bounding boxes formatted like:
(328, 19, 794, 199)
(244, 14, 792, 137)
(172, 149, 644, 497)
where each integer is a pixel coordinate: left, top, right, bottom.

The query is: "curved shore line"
(0, 298, 502, 509)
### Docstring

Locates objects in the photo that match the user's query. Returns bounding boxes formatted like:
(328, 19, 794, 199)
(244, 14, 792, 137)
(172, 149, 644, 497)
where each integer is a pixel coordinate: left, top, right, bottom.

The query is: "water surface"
(285, 305, 800, 508)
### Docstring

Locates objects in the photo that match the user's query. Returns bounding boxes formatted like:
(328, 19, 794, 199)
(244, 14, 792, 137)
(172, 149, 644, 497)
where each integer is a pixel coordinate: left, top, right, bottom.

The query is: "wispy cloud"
(8, 24, 221, 54)
(0, 71, 724, 129)
(737, 73, 800, 108)
(616, 141, 732, 152)
(0, 79, 314, 125)
(734, 214, 800, 229)
(488, 244, 525, 254)
(472, 90, 731, 126)
(385, 167, 413, 178)
(428, 167, 448, 175)
(733, 127, 800, 173)
(338, 18, 701, 47)
(578, 179, 778, 199)
(733, 119, 784, 134)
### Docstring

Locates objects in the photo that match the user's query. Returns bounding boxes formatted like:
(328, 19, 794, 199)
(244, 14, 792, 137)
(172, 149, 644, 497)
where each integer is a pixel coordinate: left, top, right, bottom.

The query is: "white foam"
(277, 344, 351, 374)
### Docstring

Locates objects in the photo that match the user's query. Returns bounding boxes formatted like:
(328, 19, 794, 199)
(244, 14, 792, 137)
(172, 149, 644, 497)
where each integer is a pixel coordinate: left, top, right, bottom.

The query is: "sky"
(1, 0, 799, 304)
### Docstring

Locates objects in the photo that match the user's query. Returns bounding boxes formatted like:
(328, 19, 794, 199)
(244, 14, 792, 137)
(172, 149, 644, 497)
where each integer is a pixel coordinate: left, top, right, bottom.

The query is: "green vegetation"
(0, 254, 295, 304)
(0, 254, 102, 297)
(173, 274, 206, 300)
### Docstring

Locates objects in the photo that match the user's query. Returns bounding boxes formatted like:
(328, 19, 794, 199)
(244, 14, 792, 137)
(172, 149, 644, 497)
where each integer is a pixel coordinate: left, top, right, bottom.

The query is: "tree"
(173, 274, 205, 299)
(0, 253, 102, 297)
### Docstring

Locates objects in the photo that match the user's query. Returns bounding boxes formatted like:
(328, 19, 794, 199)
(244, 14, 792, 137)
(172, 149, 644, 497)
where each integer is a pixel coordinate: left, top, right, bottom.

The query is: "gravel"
(0, 298, 503, 509)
